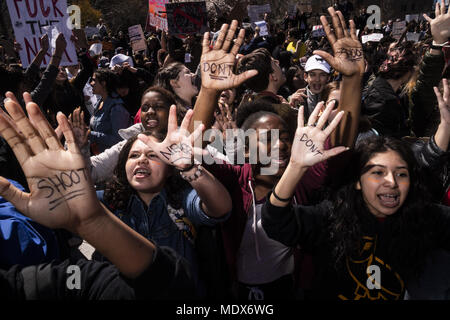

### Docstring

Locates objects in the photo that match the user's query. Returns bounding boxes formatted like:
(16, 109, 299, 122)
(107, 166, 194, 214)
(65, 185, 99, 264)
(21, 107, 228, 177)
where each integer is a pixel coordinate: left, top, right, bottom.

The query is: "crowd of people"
(0, 1, 449, 302)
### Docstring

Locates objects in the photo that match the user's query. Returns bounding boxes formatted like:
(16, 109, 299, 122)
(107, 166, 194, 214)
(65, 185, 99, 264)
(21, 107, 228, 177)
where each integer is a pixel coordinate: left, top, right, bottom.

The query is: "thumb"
(233, 69, 258, 87)
(313, 50, 337, 69)
(322, 146, 350, 161)
(0, 177, 30, 215)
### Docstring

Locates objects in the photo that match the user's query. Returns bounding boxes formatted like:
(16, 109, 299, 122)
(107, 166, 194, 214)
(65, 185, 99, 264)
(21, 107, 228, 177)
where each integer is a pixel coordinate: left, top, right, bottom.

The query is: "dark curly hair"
(103, 131, 190, 211)
(378, 41, 417, 80)
(327, 135, 434, 281)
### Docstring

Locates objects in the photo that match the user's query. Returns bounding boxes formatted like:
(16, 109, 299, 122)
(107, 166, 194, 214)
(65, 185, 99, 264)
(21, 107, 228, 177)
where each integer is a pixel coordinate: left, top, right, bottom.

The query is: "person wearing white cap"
(303, 54, 332, 118)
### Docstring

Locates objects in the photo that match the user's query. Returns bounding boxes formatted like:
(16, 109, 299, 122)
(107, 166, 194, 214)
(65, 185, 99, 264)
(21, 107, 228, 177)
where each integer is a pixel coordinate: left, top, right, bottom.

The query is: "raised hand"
(68, 107, 90, 148)
(40, 33, 49, 54)
(138, 105, 205, 170)
(0, 93, 100, 233)
(424, 0, 450, 44)
(200, 20, 258, 91)
(314, 7, 365, 77)
(289, 100, 348, 168)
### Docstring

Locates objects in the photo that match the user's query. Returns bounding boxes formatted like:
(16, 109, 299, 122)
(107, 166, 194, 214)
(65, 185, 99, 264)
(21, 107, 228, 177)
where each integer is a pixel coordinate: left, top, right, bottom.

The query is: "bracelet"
(180, 165, 203, 182)
(272, 186, 292, 203)
(179, 163, 195, 172)
(430, 41, 448, 50)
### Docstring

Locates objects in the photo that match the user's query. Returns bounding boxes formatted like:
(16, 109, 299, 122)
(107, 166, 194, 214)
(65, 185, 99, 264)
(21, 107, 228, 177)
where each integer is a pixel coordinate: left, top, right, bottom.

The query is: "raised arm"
(314, 7, 365, 148)
(138, 106, 232, 218)
(0, 93, 155, 279)
(434, 79, 450, 152)
(188, 20, 258, 133)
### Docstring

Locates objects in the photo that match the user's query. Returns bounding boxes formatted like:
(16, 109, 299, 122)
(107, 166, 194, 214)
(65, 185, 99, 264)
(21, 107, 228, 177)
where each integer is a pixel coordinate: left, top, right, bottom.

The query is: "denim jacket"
(89, 93, 131, 153)
(96, 187, 229, 269)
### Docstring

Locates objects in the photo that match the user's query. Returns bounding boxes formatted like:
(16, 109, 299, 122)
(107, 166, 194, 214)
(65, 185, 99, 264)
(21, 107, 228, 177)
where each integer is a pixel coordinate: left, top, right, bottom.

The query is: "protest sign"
(148, 0, 169, 31)
(165, 1, 208, 37)
(392, 21, 406, 40)
(128, 24, 147, 52)
(405, 14, 419, 23)
(311, 25, 326, 38)
(255, 21, 269, 36)
(247, 4, 271, 23)
(406, 32, 421, 43)
(361, 33, 384, 44)
(5, 0, 77, 68)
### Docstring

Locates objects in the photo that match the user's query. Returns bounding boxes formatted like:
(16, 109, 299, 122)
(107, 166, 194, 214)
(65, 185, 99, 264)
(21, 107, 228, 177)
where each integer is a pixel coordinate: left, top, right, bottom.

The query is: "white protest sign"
(128, 24, 147, 52)
(6, 0, 77, 68)
(247, 4, 271, 23)
(361, 33, 384, 44)
(255, 21, 268, 36)
(89, 43, 103, 56)
(392, 21, 406, 40)
(406, 32, 421, 42)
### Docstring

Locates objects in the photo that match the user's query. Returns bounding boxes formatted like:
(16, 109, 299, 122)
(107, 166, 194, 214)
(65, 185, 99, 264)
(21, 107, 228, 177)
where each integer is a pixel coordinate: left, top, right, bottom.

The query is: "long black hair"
(103, 131, 190, 211)
(327, 135, 433, 280)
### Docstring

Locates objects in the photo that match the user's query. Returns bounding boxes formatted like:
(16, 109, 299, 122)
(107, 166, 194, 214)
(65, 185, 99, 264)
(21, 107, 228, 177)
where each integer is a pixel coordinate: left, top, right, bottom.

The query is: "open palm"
(200, 20, 258, 91)
(0, 95, 98, 233)
(314, 8, 365, 77)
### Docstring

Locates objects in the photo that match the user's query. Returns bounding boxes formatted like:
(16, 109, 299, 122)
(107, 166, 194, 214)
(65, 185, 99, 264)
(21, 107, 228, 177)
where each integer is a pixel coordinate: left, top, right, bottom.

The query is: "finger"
(313, 50, 337, 70)
(5, 91, 21, 105)
(434, 86, 444, 105)
(180, 109, 194, 134)
(57, 112, 78, 154)
(1, 96, 22, 134)
(137, 133, 155, 149)
(213, 23, 228, 51)
(423, 13, 432, 23)
(167, 105, 178, 134)
(297, 105, 305, 128)
(328, 7, 344, 39)
(202, 31, 211, 55)
(443, 79, 449, 102)
(54, 125, 63, 142)
(27, 103, 63, 151)
(337, 11, 349, 37)
(224, 103, 233, 119)
(218, 103, 226, 118)
(308, 101, 325, 126)
(0, 177, 30, 215)
(232, 69, 258, 87)
(349, 20, 358, 41)
(22, 92, 33, 105)
(0, 110, 31, 166)
(435, 1, 440, 17)
(324, 110, 345, 137)
(320, 15, 336, 45)
(316, 100, 336, 130)
(440, 0, 445, 15)
(222, 20, 238, 52)
(230, 28, 246, 56)
(321, 145, 349, 161)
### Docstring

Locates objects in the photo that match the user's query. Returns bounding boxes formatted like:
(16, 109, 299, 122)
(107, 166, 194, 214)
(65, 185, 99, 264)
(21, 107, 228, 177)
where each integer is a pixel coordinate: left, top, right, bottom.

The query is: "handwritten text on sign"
(6, 0, 77, 68)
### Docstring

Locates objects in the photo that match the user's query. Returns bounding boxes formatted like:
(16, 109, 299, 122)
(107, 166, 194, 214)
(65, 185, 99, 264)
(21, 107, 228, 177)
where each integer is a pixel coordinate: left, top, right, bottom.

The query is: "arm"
(24, 34, 50, 78)
(188, 20, 258, 133)
(0, 93, 156, 279)
(314, 7, 365, 148)
(433, 79, 450, 152)
(138, 106, 232, 218)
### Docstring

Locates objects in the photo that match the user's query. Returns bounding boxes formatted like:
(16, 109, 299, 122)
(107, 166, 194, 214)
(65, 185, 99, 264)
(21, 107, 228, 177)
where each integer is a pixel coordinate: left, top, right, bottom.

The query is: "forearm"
(331, 75, 362, 147)
(189, 167, 232, 218)
(435, 123, 449, 152)
(189, 87, 220, 133)
(30, 49, 47, 69)
(270, 163, 308, 207)
(77, 203, 155, 279)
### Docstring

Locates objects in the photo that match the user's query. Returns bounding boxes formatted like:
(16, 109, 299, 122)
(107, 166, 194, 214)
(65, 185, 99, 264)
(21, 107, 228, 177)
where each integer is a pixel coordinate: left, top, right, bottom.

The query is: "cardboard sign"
(165, 1, 208, 36)
(406, 32, 421, 43)
(311, 25, 326, 38)
(247, 4, 271, 23)
(254, 21, 268, 36)
(148, 0, 169, 31)
(392, 21, 406, 40)
(5, 0, 77, 68)
(128, 25, 147, 52)
(361, 33, 384, 44)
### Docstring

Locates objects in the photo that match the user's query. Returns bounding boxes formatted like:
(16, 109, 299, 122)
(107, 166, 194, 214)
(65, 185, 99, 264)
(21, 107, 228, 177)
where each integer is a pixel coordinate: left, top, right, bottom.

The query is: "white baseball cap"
(109, 53, 134, 69)
(305, 55, 331, 74)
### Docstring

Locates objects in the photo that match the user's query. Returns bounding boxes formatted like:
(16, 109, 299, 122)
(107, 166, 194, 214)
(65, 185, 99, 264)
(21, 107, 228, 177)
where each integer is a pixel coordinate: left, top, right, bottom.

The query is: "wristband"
(430, 41, 448, 50)
(180, 165, 203, 182)
(272, 186, 292, 203)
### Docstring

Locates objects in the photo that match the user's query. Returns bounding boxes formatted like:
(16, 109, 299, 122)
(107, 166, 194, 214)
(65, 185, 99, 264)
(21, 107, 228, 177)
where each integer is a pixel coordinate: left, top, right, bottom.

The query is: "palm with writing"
(0, 93, 100, 233)
(314, 7, 365, 77)
(290, 101, 348, 168)
(69, 107, 90, 148)
(200, 20, 258, 91)
(138, 105, 205, 170)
